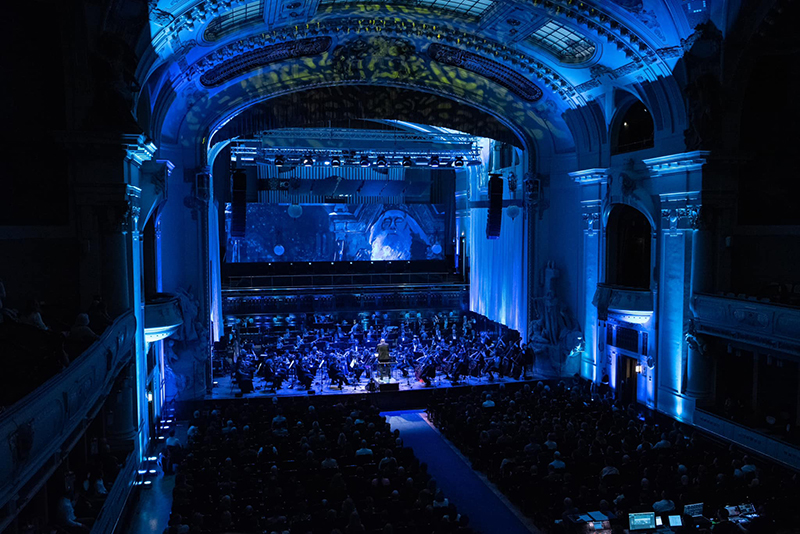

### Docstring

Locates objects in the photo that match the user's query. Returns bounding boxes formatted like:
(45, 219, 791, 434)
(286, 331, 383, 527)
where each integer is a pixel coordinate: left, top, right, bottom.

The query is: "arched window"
(606, 205, 651, 289)
(612, 100, 654, 155)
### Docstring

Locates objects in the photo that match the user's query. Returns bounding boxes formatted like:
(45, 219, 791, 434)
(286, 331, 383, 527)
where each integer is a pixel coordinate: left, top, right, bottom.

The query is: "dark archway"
(606, 205, 652, 289)
(611, 100, 654, 155)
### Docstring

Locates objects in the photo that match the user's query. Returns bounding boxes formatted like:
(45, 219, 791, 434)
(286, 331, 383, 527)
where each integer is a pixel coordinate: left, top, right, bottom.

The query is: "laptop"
(684, 503, 704, 518)
(629, 512, 657, 531)
(668, 515, 683, 527)
(739, 503, 756, 515)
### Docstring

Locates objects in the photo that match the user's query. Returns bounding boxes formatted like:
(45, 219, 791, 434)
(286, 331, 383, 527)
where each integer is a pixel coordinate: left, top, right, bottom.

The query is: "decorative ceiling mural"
(139, 0, 706, 154)
(427, 43, 544, 102)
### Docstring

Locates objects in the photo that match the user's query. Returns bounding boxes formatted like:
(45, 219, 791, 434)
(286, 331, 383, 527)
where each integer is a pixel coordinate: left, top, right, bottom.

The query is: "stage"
(209, 372, 542, 410)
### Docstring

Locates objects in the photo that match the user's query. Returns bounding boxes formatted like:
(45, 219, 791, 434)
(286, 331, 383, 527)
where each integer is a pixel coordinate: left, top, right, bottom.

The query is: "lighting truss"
(232, 146, 481, 167)
(231, 127, 483, 167)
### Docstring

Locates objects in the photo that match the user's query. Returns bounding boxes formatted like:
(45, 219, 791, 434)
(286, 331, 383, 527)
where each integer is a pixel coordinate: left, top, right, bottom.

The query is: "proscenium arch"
(207, 84, 530, 157)
(149, 34, 575, 168)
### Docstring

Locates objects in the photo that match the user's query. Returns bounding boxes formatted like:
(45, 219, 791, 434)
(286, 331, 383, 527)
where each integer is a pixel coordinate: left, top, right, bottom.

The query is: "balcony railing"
(0, 312, 137, 529)
(694, 409, 800, 470)
(595, 284, 654, 324)
(691, 293, 800, 356)
(144, 293, 183, 344)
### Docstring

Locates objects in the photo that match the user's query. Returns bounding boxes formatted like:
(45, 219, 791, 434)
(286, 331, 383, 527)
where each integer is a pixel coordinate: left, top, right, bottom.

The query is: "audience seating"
(167, 398, 474, 534)
(428, 381, 798, 533)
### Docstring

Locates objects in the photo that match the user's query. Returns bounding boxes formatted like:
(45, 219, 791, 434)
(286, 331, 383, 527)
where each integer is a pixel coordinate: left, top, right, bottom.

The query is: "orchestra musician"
(327, 356, 349, 388)
(294, 356, 314, 389)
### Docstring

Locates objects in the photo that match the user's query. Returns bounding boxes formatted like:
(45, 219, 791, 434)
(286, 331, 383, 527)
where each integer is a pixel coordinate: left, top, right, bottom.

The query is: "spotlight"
(331, 156, 341, 167)
(302, 154, 314, 166)
(429, 155, 440, 168)
(274, 155, 285, 167)
(376, 155, 388, 168)
(402, 156, 413, 168)
(454, 156, 465, 168)
(360, 155, 370, 167)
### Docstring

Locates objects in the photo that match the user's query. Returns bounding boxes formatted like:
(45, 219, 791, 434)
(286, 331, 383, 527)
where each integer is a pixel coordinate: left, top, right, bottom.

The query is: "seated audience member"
(67, 313, 99, 356)
(88, 296, 113, 334)
(19, 298, 48, 330)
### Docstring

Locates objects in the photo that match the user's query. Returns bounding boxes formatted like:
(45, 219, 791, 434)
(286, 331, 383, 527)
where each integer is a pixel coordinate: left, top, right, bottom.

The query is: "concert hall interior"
(2, 0, 800, 533)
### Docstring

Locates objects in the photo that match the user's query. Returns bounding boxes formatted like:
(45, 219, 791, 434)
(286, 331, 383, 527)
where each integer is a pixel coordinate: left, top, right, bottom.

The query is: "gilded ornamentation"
(199, 37, 333, 86)
(428, 43, 543, 102)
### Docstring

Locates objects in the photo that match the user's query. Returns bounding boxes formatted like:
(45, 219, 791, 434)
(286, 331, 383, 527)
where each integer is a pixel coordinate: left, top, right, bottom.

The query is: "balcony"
(0, 312, 137, 529)
(691, 293, 800, 356)
(144, 293, 183, 344)
(694, 409, 800, 470)
(595, 284, 654, 324)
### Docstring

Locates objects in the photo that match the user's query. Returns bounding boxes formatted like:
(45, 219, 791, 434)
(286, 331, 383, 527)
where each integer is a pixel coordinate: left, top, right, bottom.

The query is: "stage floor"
(209, 371, 540, 400)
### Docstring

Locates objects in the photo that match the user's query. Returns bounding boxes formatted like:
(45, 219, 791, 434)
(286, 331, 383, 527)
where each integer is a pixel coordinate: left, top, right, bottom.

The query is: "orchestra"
(220, 312, 531, 394)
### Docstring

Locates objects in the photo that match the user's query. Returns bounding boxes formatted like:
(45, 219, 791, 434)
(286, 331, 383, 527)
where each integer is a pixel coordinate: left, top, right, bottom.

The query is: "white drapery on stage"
(468, 207, 526, 339)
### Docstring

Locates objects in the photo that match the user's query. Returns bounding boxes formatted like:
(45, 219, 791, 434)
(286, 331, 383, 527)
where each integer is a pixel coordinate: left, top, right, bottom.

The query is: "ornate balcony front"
(595, 284, 655, 324)
(691, 293, 800, 356)
(144, 293, 183, 344)
(0, 312, 137, 528)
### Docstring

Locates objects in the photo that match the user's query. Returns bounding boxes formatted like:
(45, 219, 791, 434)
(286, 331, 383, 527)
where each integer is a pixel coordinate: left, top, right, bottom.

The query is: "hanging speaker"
(486, 173, 503, 239)
(231, 169, 247, 238)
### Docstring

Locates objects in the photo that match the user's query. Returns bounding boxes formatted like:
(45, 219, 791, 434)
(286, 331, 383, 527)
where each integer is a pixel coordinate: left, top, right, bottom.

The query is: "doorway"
(617, 356, 639, 405)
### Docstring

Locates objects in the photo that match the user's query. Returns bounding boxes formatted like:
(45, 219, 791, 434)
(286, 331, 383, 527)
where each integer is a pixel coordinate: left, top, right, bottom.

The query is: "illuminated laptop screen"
(629, 513, 656, 530)
(684, 503, 703, 517)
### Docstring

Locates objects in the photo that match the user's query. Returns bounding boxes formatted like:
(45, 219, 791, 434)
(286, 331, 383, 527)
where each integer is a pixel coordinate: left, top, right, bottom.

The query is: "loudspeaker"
(231, 169, 247, 238)
(379, 382, 400, 392)
(486, 173, 503, 239)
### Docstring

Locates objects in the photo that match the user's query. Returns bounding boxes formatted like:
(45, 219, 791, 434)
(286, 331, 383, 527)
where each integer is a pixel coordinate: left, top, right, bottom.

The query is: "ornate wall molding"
(179, 20, 579, 103)
(569, 167, 609, 185)
(643, 150, 710, 176)
(428, 43, 543, 102)
(659, 191, 701, 233)
(122, 134, 158, 166)
(199, 37, 333, 86)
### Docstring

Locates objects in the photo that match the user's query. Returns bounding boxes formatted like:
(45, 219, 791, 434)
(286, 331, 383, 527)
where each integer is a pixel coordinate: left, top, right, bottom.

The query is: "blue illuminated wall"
(469, 206, 526, 337)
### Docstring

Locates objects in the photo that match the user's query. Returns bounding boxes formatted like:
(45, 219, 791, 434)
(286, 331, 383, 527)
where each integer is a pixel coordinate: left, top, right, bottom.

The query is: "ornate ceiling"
(137, 0, 707, 155)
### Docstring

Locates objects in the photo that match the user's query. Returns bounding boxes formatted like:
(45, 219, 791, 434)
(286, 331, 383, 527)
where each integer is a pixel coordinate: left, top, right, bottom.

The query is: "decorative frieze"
(691, 293, 800, 357)
(643, 150, 710, 176)
(569, 168, 609, 185)
(660, 205, 700, 233)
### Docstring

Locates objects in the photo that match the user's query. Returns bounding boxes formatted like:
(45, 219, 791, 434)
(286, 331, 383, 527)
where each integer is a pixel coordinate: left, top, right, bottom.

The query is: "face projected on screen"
(370, 209, 419, 261)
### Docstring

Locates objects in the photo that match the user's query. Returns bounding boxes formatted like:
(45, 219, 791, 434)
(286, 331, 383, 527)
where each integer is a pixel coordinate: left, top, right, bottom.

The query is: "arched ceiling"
(136, 0, 706, 159)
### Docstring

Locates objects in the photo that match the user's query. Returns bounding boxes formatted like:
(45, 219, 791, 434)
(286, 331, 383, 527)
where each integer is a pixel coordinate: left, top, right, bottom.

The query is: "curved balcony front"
(0, 312, 137, 528)
(144, 293, 183, 344)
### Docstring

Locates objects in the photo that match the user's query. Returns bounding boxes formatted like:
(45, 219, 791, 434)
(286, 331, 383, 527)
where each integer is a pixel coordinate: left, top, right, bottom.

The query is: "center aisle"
(385, 410, 538, 534)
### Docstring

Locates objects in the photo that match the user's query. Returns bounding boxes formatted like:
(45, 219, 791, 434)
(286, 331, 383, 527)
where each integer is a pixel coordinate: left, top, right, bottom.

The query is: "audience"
(428, 380, 798, 532)
(168, 398, 472, 534)
(0, 284, 116, 408)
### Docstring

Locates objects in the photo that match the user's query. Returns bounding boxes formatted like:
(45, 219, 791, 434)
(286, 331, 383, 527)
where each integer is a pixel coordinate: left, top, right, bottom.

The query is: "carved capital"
(568, 168, 609, 185)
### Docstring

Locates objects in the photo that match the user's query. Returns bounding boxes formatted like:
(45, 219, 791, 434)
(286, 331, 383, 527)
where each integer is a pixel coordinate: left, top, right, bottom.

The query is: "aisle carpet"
(385, 410, 537, 534)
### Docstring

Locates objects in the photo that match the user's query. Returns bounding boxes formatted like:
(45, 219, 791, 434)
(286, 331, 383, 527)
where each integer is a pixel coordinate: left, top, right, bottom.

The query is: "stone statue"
(530, 261, 582, 376)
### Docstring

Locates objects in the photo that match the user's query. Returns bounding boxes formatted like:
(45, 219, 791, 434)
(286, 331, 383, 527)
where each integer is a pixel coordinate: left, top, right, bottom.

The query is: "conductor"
(377, 338, 391, 381)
